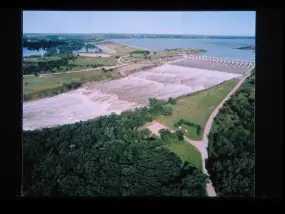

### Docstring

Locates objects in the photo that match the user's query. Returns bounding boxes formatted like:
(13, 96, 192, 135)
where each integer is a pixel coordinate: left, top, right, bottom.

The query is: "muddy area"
(23, 64, 242, 130)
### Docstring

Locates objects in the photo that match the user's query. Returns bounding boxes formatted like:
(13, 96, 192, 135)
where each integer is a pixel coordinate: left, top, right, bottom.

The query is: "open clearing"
(155, 78, 239, 140)
(23, 63, 242, 130)
(97, 41, 142, 55)
(72, 56, 118, 67)
(23, 69, 110, 95)
(168, 140, 202, 170)
(144, 122, 202, 170)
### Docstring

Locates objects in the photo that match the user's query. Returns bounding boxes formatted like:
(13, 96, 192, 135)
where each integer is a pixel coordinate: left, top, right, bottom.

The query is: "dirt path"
(145, 68, 253, 197)
(117, 56, 128, 65)
(145, 120, 216, 197)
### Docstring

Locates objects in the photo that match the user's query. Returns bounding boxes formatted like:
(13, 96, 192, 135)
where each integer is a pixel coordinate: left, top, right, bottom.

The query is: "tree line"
(23, 39, 67, 50)
(23, 39, 86, 55)
(23, 56, 76, 75)
(174, 119, 203, 136)
(23, 98, 208, 196)
(206, 70, 255, 197)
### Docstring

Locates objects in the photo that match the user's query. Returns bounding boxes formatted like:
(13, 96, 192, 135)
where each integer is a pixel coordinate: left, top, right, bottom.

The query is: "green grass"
(23, 56, 118, 74)
(101, 42, 141, 56)
(23, 56, 62, 62)
(71, 56, 117, 67)
(167, 140, 202, 170)
(156, 79, 239, 140)
(124, 49, 206, 62)
(23, 69, 112, 98)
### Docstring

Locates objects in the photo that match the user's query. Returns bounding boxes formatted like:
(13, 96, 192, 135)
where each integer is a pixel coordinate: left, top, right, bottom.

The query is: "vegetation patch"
(23, 55, 118, 75)
(206, 70, 255, 197)
(158, 128, 202, 170)
(23, 69, 112, 101)
(23, 99, 208, 196)
(156, 79, 239, 140)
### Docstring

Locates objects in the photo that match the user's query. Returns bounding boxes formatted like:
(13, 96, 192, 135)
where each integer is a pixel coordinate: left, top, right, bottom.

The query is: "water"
(23, 47, 47, 57)
(72, 47, 101, 54)
(23, 46, 102, 57)
(111, 38, 255, 61)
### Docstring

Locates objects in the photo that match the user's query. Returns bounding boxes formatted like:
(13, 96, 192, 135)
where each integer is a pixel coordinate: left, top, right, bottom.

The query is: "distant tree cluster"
(23, 55, 77, 75)
(206, 71, 255, 197)
(23, 99, 208, 196)
(149, 98, 173, 116)
(23, 39, 67, 50)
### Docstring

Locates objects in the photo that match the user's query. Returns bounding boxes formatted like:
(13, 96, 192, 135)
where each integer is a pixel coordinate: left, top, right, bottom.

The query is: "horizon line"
(23, 32, 255, 37)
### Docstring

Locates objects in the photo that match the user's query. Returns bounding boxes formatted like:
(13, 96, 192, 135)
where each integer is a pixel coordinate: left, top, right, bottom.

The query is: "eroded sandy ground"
(23, 63, 242, 130)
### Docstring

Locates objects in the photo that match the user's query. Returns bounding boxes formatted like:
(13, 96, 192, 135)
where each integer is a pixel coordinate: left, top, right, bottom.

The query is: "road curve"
(145, 68, 253, 197)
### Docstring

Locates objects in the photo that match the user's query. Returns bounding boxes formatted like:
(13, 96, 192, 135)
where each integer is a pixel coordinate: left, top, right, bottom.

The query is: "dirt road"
(145, 120, 216, 197)
(145, 69, 253, 197)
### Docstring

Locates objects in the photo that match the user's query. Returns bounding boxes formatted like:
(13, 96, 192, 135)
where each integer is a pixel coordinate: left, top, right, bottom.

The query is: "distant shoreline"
(108, 40, 152, 52)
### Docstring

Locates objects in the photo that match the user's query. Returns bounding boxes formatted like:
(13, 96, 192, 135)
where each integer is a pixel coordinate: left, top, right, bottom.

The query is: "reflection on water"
(23, 46, 102, 57)
(23, 48, 47, 57)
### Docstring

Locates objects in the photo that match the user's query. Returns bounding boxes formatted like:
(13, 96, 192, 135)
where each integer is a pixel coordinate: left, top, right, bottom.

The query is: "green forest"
(206, 70, 255, 196)
(23, 99, 208, 196)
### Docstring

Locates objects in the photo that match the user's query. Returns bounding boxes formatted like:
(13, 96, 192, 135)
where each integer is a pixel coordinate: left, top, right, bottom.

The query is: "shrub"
(162, 104, 173, 115)
(168, 97, 177, 105)
(176, 130, 184, 141)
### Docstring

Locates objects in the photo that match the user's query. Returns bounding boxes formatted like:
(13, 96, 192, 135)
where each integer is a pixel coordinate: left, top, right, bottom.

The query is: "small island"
(234, 45, 255, 50)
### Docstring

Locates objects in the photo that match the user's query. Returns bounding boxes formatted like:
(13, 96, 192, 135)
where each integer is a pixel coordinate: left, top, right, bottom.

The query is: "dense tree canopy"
(206, 71, 255, 197)
(24, 103, 208, 196)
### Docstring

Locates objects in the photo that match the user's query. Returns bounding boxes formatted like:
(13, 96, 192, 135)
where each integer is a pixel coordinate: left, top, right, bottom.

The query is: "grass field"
(98, 42, 143, 56)
(23, 56, 62, 62)
(23, 56, 118, 74)
(23, 69, 112, 97)
(167, 140, 202, 170)
(156, 78, 239, 140)
(71, 56, 117, 67)
(124, 49, 206, 62)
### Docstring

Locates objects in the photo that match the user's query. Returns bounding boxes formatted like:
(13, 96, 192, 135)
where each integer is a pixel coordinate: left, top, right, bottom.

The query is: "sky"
(23, 11, 256, 36)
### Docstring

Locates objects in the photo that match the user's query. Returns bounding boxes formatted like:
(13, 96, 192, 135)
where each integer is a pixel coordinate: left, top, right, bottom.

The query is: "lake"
(23, 47, 47, 57)
(23, 46, 101, 57)
(111, 38, 255, 61)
